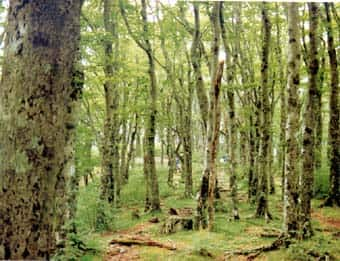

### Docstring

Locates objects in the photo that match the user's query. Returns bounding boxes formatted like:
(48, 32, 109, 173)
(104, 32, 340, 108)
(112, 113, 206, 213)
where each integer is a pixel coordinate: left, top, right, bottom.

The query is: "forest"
(0, 1, 339, 260)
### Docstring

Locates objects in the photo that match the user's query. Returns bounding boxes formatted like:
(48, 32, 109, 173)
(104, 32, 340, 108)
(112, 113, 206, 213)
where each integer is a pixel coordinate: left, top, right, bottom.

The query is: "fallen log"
(110, 236, 176, 251)
(225, 234, 289, 259)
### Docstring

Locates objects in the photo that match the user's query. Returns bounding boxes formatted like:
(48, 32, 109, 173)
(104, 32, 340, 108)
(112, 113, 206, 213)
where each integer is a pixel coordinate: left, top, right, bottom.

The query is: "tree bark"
(141, 0, 160, 212)
(300, 3, 320, 238)
(124, 114, 138, 182)
(284, 3, 302, 238)
(0, 1, 82, 259)
(101, 0, 120, 204)
(276, 3, 287, 201)
(191, 2, 209, 140)
(196, 2, 223, 231)
(256, 2, 272, 220)
(120, 0, 160, 211)
(323, 3, 340, 207)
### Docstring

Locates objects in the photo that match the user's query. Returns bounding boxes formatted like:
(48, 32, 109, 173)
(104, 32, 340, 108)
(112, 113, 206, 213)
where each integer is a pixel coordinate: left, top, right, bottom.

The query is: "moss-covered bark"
(324, 3, 340, 207)
(256, 2, 272, 220)
(101, 0, 120, 205)
(0, 1, 82, 259)
(300, 3, 320, 238)
(196, 2, 223, 231)
(284, 3, 302, 238)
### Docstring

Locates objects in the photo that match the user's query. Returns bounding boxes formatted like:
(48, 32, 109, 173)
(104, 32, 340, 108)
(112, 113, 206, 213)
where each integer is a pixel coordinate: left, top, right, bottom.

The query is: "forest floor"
(74, 160, 340, 261)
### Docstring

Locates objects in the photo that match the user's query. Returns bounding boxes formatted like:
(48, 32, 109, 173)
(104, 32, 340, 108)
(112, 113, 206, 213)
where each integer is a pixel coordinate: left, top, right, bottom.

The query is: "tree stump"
(161, 215, 194, 234)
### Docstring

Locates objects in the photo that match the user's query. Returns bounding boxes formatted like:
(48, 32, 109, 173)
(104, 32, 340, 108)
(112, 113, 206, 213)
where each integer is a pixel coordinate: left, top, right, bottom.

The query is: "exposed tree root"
(110, 236, 176, 250)
(319, 197, 340, 208)
(260, 227, 282, 237)
(225, 234, 289, 260)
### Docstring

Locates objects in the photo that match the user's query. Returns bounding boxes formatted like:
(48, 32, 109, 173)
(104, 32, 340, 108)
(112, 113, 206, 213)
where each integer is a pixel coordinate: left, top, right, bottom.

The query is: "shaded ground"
(75, 162, 340, 261)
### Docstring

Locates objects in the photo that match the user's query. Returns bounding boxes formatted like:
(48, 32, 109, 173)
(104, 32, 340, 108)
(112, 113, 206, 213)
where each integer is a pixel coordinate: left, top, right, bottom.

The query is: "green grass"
(70, 162, 340, 261)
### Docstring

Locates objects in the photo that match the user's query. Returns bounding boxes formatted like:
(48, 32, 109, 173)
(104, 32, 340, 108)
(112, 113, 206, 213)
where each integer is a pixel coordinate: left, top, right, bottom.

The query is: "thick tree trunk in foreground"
(300, 3, 319, 238)
(256, 2, 272, 220)
(0, 1, 81, 259)
(324, 3, 340, 207)
(284, 3, 301, 238)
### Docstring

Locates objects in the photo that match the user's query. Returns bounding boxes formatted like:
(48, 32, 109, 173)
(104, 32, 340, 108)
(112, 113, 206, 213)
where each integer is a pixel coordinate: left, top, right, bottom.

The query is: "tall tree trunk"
(0, 1, 82, 259)
(220, 2, 240, 219)
(141, 0, 160, 212)
(276, 3, 287, 201)
(300, 3, 320, 238)
(101, 0, 120, 204)
(256, 2, 272, 220)
(191, 2, 208, 141)
(120, 0, 160, 211)
(196, 2, 223, 231)
(323, 3, 340, 207)
(284, 3, 302, 238)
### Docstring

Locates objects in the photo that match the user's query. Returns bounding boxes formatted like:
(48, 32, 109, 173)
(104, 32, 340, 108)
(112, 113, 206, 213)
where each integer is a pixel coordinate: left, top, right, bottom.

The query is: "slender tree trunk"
(0, 1, 82, 259)
(167, 126, 176, 187)
(323, 3, 340, 207)
(124, 114, 138, 182)
(276, 3, 287, 201)
(300, 3, 320, 239)
(315, 51, 325, 170)
(284, 3, 302, 238)
(120, 0, 160, 211)
(141, 0, 160, 212)
(256, 2, 272, 220)
(248, 114, 257, 201)
(101, 0, 120, 204)
(120, 114, 129, 185)
(143, 134, 151, 211)
(183, 81, 193, 198)
(220, 2, 240, 219)
(196, 2, 223, 231)
(191, 3, 208, 140)
(227, 90, 240, 220)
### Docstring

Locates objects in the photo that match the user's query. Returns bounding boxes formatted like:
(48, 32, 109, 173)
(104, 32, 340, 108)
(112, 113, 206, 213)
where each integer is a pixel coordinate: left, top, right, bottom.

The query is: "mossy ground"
(72, 159, 340, 261)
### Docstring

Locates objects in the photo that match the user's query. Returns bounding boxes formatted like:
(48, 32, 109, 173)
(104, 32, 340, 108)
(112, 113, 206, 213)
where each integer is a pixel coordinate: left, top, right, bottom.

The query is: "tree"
(0, 1, 82, 259)
(323, 3, 340, 207)
(101, 0, 120, 205)
(256, 2, 272, 219)
(191, 2, 209, 136)
(120, 0, 160, 211)
(196, 2, 223, 231)
(300, 3, 319, 238)
(284, 3, 302, 238)
(220, 2, 240, 220)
